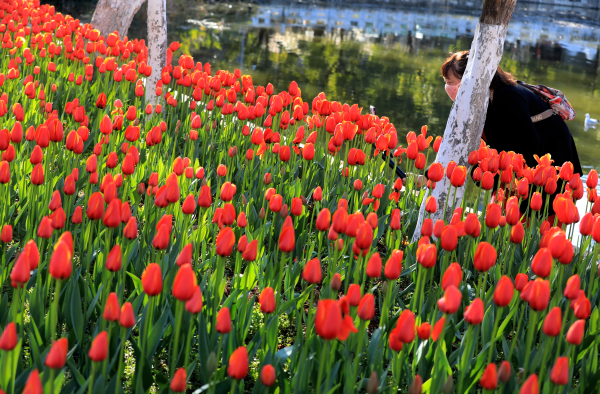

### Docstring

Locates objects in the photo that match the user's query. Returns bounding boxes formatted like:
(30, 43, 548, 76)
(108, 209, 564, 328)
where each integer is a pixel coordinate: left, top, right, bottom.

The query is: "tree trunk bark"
(411, 0, 517, 242)
(90, 0, 146, 39)
(145, 0, 168, 107)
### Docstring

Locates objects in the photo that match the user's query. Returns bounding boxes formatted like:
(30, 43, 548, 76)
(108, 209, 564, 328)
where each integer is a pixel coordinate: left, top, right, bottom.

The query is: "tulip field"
(2, 1, 600, 393)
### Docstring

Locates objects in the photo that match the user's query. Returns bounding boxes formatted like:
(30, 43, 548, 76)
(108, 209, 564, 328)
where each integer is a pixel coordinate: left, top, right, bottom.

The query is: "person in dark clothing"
(433, 50, 583, 216)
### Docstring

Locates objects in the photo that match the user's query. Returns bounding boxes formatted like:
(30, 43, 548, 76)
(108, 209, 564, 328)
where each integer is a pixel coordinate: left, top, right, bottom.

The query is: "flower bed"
(0, 1, 598, 393)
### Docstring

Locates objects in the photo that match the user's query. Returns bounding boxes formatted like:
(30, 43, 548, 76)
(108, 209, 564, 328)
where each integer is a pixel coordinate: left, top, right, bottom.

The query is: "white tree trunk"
(145, 0, 168, 106)
(91, 0, 146, 39)
(411, 0, 517, 242)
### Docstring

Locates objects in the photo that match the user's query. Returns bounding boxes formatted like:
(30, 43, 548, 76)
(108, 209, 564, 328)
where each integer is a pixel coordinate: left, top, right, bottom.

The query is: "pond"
(50, 1, 600, 169)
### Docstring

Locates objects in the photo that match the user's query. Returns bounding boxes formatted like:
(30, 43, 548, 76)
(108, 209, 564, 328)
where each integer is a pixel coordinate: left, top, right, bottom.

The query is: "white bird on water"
(584, 113, 598, 131)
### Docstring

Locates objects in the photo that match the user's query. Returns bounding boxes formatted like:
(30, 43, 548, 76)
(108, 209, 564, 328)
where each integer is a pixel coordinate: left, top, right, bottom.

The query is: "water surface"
(51, 0, 600, 168)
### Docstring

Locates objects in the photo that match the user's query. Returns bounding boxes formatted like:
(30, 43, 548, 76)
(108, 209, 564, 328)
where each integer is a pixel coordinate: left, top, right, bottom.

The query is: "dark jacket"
(483, 83, 582, 175)
(426, 83, 583, 216)
(481, 83, 583, 215)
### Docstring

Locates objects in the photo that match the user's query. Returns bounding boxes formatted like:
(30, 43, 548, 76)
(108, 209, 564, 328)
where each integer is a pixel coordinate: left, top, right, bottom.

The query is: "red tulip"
(197, 185, 212, 208)
(173, 264, 197, 301)
(357, 294, 375, 320)
(431, 316, 446, 341)
(315, 299, 356, 341)
(45, 338, 68, 369)
(124, 217, 138, 239)
(543, 307, 562, 337)
(10, 253, 31, 288)
(261, 364, 276, 386)
(464, 213, 480, 237)
(89, 333, 108, 363)
(485, 203, 502, 228)
(237, 212, 248, 228)
(425, 196, 437, 214)
(303, 258, 322, 284)
(31, 163, 44, 185)
(23, 369, 43, 394)
(0, 160, 10, 184)
(259, 287, 276, 314)
(152, 224, 170, 250)
(493, 276, 514, 307)
(464, 298, 484, 325)
(384, 251, 402, 280)
(437, 285, 462, 314)
(181, 194, 196, 214)
(550, 357, 569, 386)
(510, 221, 524, 244)
(141, 263, 163, 296)
(523, 279, 550, 311)
(228, 346, 249, 380)
(566, 319, 585, 345)
(479, 363, 497, 390)
(366, 253, 382, 278)
(0, 322, 17, 350)
(519, 374, 539, 394)
(185, 287, 203, 314)
(440, 225, 457, 251)
(217, 307, 232, 334)
(106, 245, 122, 272)
(395, 309, 416, 343)
(37, 216, 53, 239)
(176, 244, 193, 267)
(22, 240, 40, 270)
(316, 209, 331, 231)
(409, 322, 428, 342)
(49, 239, 73, 280)
(441, 263, 462, 290)
(119, 302, 136, 328)
(103, 292, 121, 322)
(216, 227, 235, 256)
(278, 216, 295, 253)
(531, 192, 542, 211)
(564, 274, 580, 299)
(347, 284, 361, 306)
(416, 243, 436, 268)
(170, 368, 187, 392)
(290, 197, 303, 216)
(220, 182, 236, 202)
(473, 242, 496, 272)
(86, 192, 104, 220)
(481, 171, 495, 190)
(450, 166, 467, 187)
(531, 248, 553, 278)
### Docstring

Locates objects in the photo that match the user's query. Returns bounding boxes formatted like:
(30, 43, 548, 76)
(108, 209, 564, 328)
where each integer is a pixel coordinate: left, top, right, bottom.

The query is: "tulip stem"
(523, 310, 539, 377)
(458, 325, 474, 394)
(586, 243, 599, 296)
(316, 340, 330, 394)
(136, 297, 154, 392)
(45, 368, 56, 394)
(348, 319, 367, 391)
(487, 306, 502, 363)
(380, 280, 393, 328)
(88, 362, 97, 394)
(538, 336, 553, 383)
(183, 317, 196, 371)
(410, 267, 424, 313)
(102, 322, 112, 378)
(50, 279, 62, 341)
(115, 328, 127, 389)
(170, 300, 184, 377)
